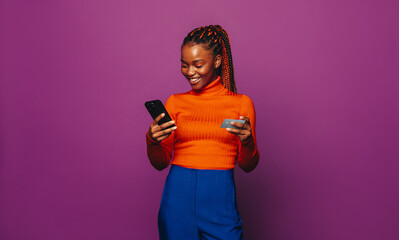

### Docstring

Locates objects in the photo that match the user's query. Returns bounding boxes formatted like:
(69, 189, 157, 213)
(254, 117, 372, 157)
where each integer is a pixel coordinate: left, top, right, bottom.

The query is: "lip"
(188, 77, 201, 85)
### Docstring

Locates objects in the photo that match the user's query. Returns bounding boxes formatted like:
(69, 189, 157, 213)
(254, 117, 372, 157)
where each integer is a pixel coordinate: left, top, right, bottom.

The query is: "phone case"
(145, 100, 174, 126)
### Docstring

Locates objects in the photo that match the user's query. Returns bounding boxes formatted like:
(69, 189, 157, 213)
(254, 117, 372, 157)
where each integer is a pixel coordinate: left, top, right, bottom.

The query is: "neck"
(190, 75, 225, 97)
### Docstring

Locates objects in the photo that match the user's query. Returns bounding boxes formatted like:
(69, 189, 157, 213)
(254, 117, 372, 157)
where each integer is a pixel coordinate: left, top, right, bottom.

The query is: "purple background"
(0, 0, 398, 239)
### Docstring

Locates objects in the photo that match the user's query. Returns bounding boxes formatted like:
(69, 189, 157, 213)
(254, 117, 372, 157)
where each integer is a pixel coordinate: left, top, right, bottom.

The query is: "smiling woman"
(181, 44, 222, 90)
(146, 25, 259, 240)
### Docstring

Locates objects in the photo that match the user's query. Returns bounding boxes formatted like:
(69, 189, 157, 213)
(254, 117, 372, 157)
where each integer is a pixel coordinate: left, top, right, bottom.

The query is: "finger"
(153, 126, 177, 138)
(226, 127, 251, 137)
(150, 124, 161, 134)
(230, 121, 251, 131)
(239, 116, 250, 122)
(243, 122, 251, 131)
(230, 121, 244, 129)
(156, 133, 171, 142)
(152, 126, 177, 139)
(239, 116, 250, 125)
(150, 121, 172, 135)
(158, 120, 175, 130)
(226, 127, 243, 134)
(239, 116, 252, 130)
(154, 113, 165, 123)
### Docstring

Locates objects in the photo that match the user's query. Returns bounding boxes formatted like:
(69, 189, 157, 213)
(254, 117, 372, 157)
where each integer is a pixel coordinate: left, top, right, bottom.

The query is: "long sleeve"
(146, 95, 176, 170)
(237, 95, 260, 172)
(145, 78, 260, 170)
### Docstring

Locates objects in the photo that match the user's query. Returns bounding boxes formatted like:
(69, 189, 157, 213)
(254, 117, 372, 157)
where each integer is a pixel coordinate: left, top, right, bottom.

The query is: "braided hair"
(182, 25, 237, 93)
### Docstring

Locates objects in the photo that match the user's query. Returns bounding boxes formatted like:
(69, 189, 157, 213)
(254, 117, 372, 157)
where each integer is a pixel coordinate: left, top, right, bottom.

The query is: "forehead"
(181, 44, 213, 60)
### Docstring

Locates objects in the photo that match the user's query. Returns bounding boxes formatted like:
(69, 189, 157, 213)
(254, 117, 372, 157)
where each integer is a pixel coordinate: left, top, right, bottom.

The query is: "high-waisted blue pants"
(158, 164, 243, 240)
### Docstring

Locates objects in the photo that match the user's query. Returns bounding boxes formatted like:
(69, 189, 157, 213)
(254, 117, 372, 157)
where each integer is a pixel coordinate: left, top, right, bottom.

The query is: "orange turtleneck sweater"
(146, 76, 259, 171)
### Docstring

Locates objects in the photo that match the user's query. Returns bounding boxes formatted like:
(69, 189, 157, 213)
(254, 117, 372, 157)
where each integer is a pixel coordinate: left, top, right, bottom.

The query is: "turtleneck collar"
(189, 76, 226, 97)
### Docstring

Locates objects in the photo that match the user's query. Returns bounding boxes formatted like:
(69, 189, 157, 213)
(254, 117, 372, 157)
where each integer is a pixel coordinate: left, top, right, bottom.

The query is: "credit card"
(220, 119, 246, 129)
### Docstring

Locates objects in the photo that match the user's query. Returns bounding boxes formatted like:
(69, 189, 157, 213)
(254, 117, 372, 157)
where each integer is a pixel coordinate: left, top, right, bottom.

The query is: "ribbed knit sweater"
(146, 76, 259, 171)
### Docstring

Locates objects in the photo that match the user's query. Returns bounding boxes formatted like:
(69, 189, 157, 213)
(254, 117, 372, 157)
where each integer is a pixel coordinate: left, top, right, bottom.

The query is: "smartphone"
(145, 100, 175, 127)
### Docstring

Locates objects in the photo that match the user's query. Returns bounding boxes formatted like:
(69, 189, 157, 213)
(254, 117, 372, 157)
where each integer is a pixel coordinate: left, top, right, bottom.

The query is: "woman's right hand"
(148, 113, 177, 142)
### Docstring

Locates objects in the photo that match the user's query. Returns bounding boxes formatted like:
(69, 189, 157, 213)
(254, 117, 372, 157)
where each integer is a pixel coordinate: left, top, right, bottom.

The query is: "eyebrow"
(181, 59, 204, 63)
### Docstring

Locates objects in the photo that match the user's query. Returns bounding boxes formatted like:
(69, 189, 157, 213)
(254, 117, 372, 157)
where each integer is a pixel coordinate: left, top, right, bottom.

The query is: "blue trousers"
(158, 164, 243, 240)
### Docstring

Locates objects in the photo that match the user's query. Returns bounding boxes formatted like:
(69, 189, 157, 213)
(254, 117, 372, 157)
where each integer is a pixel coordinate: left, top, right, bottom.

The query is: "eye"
(195, 65, 203, 69)
(181, 65, 187, 68)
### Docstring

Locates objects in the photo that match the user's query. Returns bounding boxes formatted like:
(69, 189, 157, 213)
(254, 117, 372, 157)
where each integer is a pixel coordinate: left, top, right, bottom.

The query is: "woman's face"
(181, 44, 221, 91)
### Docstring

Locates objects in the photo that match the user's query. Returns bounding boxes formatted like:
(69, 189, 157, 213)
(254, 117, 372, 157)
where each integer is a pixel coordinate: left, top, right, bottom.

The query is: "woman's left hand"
(226, 116, 252, 142)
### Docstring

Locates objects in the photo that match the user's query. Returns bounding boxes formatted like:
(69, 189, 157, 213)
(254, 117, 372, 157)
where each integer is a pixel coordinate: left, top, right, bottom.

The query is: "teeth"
(190, 78, 201, 82)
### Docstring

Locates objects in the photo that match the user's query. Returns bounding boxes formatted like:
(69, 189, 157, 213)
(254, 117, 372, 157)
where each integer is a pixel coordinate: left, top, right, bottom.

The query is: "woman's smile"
(189, 77, 201, 84)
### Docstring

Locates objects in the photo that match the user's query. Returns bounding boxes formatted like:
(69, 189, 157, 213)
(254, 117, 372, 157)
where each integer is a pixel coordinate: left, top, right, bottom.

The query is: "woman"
(146, 25, 259, 240)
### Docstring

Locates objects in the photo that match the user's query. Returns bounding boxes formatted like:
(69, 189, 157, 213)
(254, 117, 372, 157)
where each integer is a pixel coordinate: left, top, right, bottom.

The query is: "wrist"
(240, 135, 253, 145)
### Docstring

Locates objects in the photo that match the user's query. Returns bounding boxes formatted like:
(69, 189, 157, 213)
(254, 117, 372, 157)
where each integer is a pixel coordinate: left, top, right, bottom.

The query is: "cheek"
(181, 67, 187, 75)
(198, 66, 212, 76)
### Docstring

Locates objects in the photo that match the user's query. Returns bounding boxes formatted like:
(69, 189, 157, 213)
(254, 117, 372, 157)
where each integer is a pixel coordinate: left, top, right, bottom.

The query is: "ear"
(214, 54, 222, 69)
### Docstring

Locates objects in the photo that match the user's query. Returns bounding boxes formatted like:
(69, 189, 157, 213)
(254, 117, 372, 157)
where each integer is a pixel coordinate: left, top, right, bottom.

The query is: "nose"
(187, 66, 196, 77)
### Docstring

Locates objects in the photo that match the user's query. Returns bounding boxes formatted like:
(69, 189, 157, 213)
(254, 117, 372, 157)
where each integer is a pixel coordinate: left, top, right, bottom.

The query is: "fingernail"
(226, 128, 231, 131)
(171, 121, 175, 124)
(173, 126, 177, 130)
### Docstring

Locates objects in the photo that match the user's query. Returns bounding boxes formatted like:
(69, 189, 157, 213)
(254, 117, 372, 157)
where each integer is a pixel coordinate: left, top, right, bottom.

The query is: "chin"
(189, 81, 204, 90)
(191, 86, 202, 90)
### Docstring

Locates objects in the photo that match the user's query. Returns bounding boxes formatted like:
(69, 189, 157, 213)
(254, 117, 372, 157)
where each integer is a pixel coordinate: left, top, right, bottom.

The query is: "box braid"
(182, 25, 237, 93)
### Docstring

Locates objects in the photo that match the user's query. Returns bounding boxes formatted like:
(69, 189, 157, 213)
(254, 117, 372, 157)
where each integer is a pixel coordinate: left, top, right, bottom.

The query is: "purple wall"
(0, 0, 397, 239)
